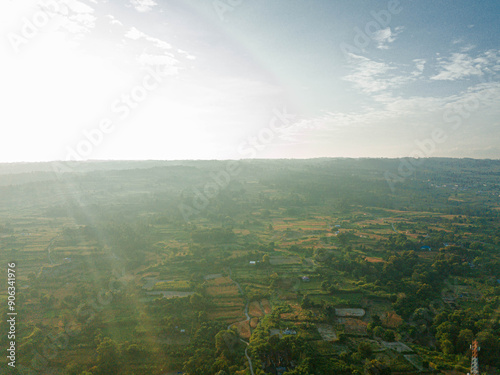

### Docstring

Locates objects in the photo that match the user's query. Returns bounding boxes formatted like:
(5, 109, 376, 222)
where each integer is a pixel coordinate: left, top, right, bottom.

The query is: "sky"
(0, 0, 499, 162)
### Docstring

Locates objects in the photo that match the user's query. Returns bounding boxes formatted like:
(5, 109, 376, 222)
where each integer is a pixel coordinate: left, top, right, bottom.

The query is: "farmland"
(0, 158, 499, 374)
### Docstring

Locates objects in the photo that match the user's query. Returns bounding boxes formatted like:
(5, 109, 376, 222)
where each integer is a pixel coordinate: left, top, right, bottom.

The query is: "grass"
(308, 292, 365, 307)
(153, 280, 191, 291)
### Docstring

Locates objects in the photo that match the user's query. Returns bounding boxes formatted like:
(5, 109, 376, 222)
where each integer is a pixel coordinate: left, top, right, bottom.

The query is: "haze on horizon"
(1, 0, 499, 163)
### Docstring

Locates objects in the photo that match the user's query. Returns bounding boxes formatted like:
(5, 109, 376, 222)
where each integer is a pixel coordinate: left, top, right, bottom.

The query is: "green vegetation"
(0, 158, 499, 374)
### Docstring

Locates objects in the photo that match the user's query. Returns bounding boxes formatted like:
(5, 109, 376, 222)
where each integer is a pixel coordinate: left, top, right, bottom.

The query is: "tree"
(190, 293, 206, 308)
(364, 359, 391, 375)
(321, 281, 331, 291)
(457, 329, 474, 354)
(215, 329, 239, 359)
(262, 254, 270, 264)
(440, 339, 454, 355)
(476, 331, 500, 366)
(96, 337, 120, 374)
(125, 343, 143, 360)
(301, 294, 312, 308)
(357, 342, 373, 358)
(371, 314, 382, 326)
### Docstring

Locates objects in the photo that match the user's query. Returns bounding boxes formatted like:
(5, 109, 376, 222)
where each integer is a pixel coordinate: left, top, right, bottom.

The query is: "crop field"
(335, 308, 366, 317)
(269, 256, 301, 265)
(338, 318, 368, 335)
(1, 159, 499, 374)
(249, 301, 265, 317)
(316, 324, 338, 341)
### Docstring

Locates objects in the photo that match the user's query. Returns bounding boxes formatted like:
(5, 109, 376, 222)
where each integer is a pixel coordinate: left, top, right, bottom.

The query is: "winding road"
(226, 267, 255, 375)
(242, 340, 255, 375)
(46, 236, 58, 265)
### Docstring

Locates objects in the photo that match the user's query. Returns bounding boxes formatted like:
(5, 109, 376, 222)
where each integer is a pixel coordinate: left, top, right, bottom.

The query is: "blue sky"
(0, 0, 499, 161)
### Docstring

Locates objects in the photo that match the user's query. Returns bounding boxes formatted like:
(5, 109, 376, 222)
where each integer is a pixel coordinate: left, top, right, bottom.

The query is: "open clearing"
(146, 291, 194, 298)
(335, 308, 365, 317)
(317, 324, 337, 341)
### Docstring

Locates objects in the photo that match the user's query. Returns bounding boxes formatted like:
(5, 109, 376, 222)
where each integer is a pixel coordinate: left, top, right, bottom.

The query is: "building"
(283, 328, 297, 335)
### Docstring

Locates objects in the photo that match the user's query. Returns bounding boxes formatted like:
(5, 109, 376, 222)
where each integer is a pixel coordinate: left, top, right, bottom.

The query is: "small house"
(301, 276, 310, 282)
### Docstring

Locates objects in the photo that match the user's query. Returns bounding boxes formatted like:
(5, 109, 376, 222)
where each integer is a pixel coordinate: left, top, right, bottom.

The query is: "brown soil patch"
(280, 303, 310, 321)
(206, 277, 240, 297)
(234, 229, 250, 235)
(383, 311, 403, 328)
(261, 299, 272, 314)
(208, 307, 245, 322)
(233, 320, 251, 340)
(249, 301, 264, 317)
(339, 317, 368, 335)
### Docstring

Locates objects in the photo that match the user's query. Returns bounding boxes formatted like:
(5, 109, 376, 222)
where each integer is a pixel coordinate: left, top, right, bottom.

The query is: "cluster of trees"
(432, 309, 500, 366)
(249, 314, 355, 375)
(315, 240, 500, 368)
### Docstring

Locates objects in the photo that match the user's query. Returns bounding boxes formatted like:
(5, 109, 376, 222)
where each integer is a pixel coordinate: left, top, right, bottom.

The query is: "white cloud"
(373, 26, 404, 50)
(291, 80, 500, 158)
(46, 0, 98, 37)
(125, 27, 172, 50)
(137, 53, 179, 73)
(124, 27, 144, 40)
(460, 44, 475, 53)
(343, 54, 415, 94)
(431, 50, 499, 81)
(107, 15, 123, 26)
(412, 59, 426, 76)
(129, 0, 157, 12)
(123, 27, 193, 75)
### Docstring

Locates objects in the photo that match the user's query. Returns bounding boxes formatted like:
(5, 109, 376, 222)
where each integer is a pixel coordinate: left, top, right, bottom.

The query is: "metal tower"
(468, 340, 480, 375)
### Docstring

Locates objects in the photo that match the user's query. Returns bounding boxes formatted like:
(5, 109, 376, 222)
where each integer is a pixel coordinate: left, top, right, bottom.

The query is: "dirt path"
(227, 267, 254, 374)
(242, 340, 255, 375)
(46, 236, 58, 265)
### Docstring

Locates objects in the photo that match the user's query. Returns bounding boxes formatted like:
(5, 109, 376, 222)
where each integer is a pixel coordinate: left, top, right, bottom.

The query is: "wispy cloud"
(56, 0, 97, 37)
(290, 79, 500, 158)
(412, 59, 426, 76)
(125, 27, 172, 50)
(129, 0, 157, 13)
(431, 50, 499, 81)
(123, 27, 181, 72)
(344, 54, 415, 94)
(373, 26, 404, 50)
(107, 15, 123, 26)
